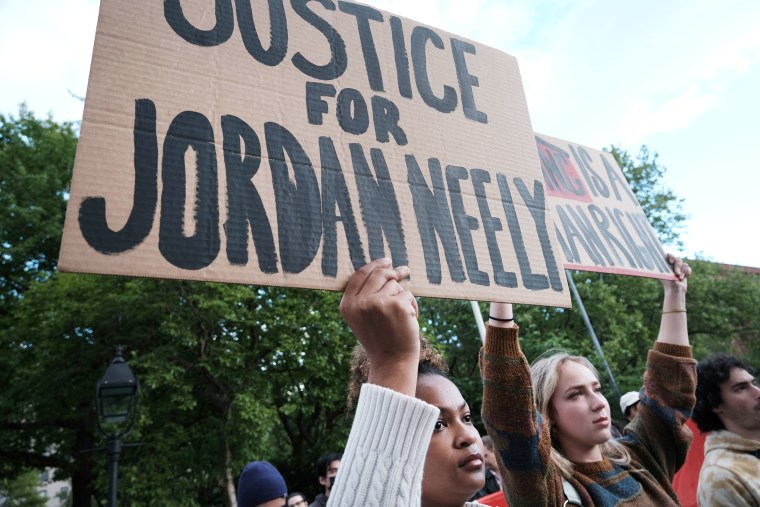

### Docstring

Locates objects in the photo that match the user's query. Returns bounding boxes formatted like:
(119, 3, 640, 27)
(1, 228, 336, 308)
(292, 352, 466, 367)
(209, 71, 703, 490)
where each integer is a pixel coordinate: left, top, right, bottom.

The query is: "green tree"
(0, 470, 47, 507)
(608, 144, 688, 249)
(0, 104, 77, 313)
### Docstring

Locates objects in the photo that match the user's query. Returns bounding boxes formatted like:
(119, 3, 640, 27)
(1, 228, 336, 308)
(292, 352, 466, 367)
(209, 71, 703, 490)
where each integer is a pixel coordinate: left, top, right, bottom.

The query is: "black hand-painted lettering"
(587, 204, 633, 266)
(291, 0, 348, 80)
(571, 145, 608, 198)
(607, 207, 643, 268)
(338, 1, 384, 91)
(446, 165, 488, 286)
(371, 96, 407, 145)
(319, 136, 366, 275)
(626, 212, 656, 270)
(350, 144, 408, 266)
(305, 82, 337, 125)
(336, 88, 370, 135)
(221, 115, 278, 273)
(451, 39, 486, 124)
(633, 213, 670, 272)
(411, 26, 457, 113)
(406, 155, 465, 284)
(389, 16, 412, 99)
(601, 155, 637, 204)
(159, 111, 220, 270)
(265, 122, 322, 273)
(512, 178, 563, 291)
(164, 0, 234, 46)
(79, 99, 158, 254)
(566, 205, 612, 266)
(471, 169, 515, 287)
(554, 206, 584, 264)
(236, 0, 288, 66)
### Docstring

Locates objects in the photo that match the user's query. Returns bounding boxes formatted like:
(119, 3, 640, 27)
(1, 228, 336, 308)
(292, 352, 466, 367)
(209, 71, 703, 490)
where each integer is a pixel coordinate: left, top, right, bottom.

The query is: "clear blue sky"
(2, 0, 758, 267)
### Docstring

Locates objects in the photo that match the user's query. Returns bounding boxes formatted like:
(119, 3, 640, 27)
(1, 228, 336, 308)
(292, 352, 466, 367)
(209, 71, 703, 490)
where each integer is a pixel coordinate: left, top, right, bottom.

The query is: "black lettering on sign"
(337, 88, 370, 135)
(510, 178, 562, 292)
(164, 0, 234, 47)
(606, 207, 644, 269)
(318, 136, 366, 276)
(553, 223, 574, 264)
(338, 1, 385, 92)
(159, 111, 220, 270)
(587, 204, 635, 267)
(565, 205, 611, 267)
(371, 96, 407, 145)
(305, 82, 337, 125)
(265, 122, 322, 273)
(291, 0, 347, 80)
(625, 212, 654, 270)
(554, 206, 586, 264)
(79, 99, 158, 254)
(220, 115, 278, 273)
(406, 155, 465, 284)
(389, 16, 412, 99)
(601, 155, 637, 204)
(411, 26, 457, 114)
(451, 38, 487, 124)
(627, 212, 661, 271)
(236, 0, 288, 66)
(446, 165, 488, 286)
(632, 213, 670, 272)
(471, 169, 516, 287)
(571, 145, 609, 198)
(349, 144, 408, 267)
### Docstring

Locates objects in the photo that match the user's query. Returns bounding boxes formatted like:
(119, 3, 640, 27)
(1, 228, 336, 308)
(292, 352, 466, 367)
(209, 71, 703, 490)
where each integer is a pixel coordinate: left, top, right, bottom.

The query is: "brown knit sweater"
(480, 324, 696, 507)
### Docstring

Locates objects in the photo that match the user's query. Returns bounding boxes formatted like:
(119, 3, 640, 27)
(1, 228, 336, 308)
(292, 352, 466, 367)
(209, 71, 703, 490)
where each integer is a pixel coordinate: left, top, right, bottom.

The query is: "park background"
(2, 0, 760, 505)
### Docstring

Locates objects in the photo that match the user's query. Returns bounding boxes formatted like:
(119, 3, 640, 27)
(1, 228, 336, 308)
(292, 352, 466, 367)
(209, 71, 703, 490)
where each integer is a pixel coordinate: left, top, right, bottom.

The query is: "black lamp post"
(96, 347, 139, 507)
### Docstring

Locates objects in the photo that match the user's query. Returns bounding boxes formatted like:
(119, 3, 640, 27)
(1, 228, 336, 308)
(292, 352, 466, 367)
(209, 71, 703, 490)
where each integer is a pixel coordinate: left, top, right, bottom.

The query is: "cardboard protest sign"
(535, 133, 673, 279)
(59, 0, 570, 306)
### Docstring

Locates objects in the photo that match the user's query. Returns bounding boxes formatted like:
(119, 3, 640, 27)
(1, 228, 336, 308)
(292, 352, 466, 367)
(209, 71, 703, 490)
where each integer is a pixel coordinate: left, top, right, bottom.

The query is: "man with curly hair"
(693, 354, 760, 506)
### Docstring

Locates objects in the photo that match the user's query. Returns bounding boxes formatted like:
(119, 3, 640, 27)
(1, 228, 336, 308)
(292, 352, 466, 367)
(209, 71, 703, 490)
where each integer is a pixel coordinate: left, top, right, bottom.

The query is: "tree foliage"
(1, 108, 758, 506)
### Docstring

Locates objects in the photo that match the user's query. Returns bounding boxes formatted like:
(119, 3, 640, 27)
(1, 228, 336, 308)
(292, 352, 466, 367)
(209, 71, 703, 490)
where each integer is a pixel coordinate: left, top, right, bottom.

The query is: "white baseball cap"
(619, 391, 640, 415)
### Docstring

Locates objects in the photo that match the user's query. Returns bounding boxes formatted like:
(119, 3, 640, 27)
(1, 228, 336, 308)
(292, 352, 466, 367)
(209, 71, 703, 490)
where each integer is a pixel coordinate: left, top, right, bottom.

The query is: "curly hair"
(693, 353, 755, 433)
(346, 335, 448, 409)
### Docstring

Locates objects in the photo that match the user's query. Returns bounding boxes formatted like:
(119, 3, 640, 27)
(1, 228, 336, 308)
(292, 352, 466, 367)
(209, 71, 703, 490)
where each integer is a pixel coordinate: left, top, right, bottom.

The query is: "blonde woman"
(481, 254, 695, 506)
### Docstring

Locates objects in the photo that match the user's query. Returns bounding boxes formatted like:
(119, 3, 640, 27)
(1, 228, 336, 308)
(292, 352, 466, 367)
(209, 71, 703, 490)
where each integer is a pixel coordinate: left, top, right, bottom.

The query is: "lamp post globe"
(96, 347, 138, 507)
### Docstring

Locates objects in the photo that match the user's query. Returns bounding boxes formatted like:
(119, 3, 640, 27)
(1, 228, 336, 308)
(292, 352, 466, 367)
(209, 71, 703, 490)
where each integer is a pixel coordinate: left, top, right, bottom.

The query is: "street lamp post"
(96, 347, 139, 507)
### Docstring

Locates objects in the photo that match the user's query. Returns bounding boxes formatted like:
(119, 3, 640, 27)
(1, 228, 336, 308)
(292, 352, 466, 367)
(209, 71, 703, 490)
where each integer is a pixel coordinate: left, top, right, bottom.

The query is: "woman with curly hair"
(481, 254, 696, 506)
(329, 258, 487, 507)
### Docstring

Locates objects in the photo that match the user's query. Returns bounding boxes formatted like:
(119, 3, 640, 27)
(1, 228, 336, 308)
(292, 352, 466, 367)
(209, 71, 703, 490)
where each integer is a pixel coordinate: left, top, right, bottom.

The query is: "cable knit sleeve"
(479, 324, 564, 507)
(328, 384, 439, 507)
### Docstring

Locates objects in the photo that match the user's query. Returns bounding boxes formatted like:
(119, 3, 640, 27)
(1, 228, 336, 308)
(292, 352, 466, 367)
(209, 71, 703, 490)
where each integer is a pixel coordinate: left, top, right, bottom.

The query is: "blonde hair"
(530, 350, 631, 478)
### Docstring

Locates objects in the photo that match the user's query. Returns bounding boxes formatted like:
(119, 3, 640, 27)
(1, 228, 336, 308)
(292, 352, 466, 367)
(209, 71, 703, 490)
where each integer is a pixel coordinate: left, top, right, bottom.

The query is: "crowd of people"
(236, 255, 759, 507)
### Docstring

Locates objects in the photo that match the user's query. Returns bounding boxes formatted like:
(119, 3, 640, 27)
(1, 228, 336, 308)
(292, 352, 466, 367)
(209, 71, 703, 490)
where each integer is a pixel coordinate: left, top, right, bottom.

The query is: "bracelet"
(489, 315, 514, 322)
(662, 309, 687, 314)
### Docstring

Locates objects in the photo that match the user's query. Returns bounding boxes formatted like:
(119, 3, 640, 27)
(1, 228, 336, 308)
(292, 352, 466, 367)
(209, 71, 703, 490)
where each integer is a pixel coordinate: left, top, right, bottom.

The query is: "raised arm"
(656, 253, 692, 346)
(339, 257, 420, 396)
(481, 302, 563, 506)
(331, 259, 436, 507)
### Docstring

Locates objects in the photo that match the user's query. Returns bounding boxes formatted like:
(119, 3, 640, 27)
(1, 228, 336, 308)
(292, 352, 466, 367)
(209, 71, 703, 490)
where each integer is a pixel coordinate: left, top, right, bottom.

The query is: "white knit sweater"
(328, 383, 484, 507)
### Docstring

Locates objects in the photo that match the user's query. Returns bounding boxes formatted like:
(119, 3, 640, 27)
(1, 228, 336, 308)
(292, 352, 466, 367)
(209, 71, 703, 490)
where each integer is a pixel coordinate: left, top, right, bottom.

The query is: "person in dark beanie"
(236, 461, 287, 507)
